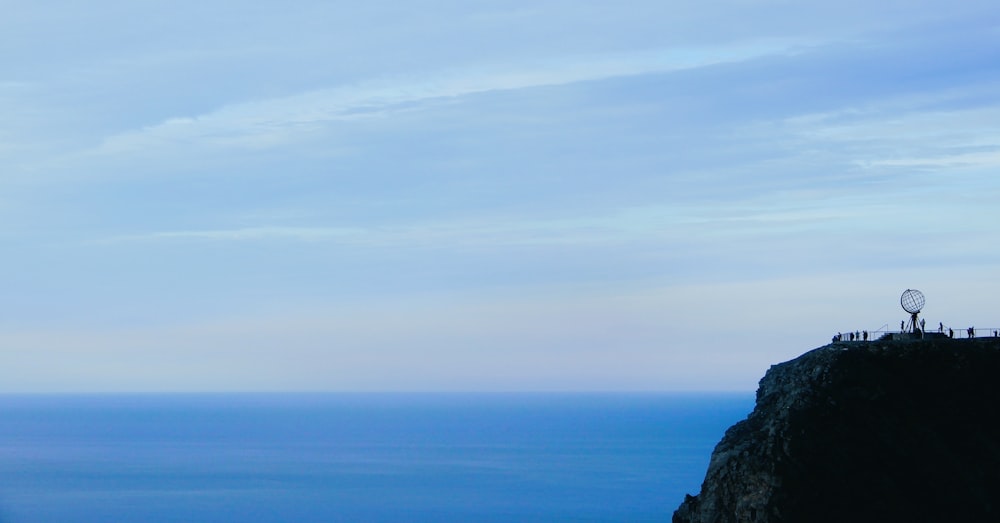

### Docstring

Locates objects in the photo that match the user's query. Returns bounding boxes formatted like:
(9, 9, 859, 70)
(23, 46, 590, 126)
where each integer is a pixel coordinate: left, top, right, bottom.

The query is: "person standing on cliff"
(949, 328, 954, 338)
(939, 322, 944, 333)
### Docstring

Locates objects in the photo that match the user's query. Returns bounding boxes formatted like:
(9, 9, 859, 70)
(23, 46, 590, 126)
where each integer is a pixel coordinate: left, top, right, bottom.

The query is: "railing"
(833, 324, 1000, 342)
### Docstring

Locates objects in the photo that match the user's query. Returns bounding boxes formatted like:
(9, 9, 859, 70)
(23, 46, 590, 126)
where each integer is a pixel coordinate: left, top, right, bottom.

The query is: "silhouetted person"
(938, 322, 944, 333)
(863, 330, 868, 341)
(949, 328, 954, 338)
(901, 321, 905, 331)
(968, 327, 975, 338)
(850, 332, 855, 341)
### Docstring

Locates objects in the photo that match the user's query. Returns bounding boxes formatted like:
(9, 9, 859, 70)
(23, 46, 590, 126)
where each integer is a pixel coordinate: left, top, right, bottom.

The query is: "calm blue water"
(0, 393, 752, 522)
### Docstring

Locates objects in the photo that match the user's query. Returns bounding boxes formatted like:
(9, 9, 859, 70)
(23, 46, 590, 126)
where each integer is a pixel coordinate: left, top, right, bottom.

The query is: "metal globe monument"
(901, 289, 925, 335)
(901, 289, 925, 315)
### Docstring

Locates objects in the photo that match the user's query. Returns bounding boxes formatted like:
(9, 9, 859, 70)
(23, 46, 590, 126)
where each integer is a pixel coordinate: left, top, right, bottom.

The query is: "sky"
(2, 1, 1000, 392)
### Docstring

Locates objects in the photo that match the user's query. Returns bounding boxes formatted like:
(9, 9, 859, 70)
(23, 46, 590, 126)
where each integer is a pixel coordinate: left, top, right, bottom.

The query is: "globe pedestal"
(906, 312, 922, 337)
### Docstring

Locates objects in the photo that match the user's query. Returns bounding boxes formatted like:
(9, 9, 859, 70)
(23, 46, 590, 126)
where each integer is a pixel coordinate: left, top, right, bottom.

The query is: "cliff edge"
(674, 338, 1000, 523)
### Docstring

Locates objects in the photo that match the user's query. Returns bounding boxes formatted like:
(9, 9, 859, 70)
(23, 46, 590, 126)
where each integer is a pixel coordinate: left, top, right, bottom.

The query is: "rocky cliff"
(674, 337, 1000, 523)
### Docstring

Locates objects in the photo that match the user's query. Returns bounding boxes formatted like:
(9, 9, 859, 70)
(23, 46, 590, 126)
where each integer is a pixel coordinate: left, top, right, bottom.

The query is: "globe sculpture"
(900, 289, 925, 335)
(900, 289, 925, 314)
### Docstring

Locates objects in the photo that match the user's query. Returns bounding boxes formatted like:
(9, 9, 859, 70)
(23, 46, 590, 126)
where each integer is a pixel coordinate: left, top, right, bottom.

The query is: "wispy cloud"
(105, 222, 615, 248)
(102, 197, 868, 251)
(91, 39, 809, 154)
(861, 150, 1000, 169)
(117, 226, 367, 242)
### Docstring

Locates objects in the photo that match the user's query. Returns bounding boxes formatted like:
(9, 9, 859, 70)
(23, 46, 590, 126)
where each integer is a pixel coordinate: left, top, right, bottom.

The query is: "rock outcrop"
(674, 337, 1000, 523)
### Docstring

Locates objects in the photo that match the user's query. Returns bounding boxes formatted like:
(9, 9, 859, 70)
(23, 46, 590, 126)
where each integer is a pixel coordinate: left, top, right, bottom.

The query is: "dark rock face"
(674, 338, 1000, 523)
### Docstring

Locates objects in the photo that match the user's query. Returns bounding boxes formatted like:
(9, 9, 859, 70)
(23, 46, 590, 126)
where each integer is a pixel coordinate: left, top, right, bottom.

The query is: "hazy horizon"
(3, 1, 1000, 392)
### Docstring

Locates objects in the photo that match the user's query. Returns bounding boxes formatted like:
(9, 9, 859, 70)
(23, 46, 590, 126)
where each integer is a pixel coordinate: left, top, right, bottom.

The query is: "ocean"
(0, 393, 753, 522)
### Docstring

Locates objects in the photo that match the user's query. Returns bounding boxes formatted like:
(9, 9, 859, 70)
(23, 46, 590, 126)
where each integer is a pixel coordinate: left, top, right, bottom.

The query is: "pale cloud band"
(93, 39, 808, 154)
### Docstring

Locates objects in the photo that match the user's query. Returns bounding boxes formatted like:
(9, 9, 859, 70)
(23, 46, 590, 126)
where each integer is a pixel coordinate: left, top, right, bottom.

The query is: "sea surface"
(0, 393, 753, 522)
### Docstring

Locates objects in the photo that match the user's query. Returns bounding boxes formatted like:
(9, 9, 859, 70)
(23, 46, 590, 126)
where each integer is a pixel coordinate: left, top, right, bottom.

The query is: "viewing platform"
(831, 289, 999, 344)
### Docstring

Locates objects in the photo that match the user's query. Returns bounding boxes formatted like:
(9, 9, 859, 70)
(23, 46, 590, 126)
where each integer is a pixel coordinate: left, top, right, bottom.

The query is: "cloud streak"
(101, 196, 877, 254)
(92, 39, 809, 154)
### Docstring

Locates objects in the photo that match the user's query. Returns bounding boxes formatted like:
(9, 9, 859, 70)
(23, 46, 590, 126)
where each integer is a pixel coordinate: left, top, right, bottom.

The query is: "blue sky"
(2, 1, 1000, 392)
